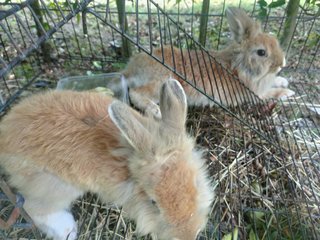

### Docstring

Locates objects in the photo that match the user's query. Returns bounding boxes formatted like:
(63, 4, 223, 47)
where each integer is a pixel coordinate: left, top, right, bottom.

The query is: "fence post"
(199, 0, 210, 46)
(116, 0, 132, 58)
(280, 0, 300, 53)
(30, 0, 52, 62)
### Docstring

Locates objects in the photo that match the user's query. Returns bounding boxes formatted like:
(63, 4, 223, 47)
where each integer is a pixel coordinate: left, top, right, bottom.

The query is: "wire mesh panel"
(0, 0, 93, 113)
(0, 0, 319, 239)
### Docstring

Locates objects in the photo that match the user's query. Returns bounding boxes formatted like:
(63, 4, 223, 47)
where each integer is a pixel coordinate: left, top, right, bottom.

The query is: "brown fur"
(0, 91, 129, 190)
(156, 158, 197, 224)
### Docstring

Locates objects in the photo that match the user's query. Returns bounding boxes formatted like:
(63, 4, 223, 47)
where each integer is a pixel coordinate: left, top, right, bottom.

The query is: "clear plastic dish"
(56, 73, 121, 93)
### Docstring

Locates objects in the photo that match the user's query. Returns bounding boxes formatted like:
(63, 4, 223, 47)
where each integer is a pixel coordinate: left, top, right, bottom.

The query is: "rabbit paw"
(260, 88, 295, 100)
(279, 89, 295, 100)
(34, 210, 77, 240)
(273, 76, 289, 88)
(146, 101, 162, 119)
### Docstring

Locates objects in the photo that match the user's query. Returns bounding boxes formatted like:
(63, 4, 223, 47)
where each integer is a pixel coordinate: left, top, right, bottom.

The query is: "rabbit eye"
(257, 49, 266, 56)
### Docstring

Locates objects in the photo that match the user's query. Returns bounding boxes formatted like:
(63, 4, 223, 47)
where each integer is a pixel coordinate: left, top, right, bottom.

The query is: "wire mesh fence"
(0, 0, 319, 239)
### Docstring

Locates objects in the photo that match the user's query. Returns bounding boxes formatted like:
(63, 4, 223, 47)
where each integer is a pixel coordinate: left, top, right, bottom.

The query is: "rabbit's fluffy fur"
(0, 79, 214, 240)
(108, 7, 294, 114)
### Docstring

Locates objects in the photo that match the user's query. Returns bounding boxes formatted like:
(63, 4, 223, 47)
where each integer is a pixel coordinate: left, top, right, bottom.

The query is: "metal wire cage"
(0, 0, 319, 239)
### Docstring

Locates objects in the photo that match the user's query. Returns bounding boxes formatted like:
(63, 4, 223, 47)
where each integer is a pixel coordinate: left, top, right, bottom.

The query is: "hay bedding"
(1, 80, 320, 239)
(0, 65, 319, 239)
(186, 101, 320, 239)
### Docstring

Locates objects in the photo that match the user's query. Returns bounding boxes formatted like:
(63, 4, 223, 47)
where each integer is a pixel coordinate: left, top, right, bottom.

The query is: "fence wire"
(0, 0, 319, 239)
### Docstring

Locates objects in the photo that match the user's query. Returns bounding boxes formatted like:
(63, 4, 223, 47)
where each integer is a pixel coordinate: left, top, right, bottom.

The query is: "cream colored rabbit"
(0, 79, 214, 240)
(108, 7, 294, 116)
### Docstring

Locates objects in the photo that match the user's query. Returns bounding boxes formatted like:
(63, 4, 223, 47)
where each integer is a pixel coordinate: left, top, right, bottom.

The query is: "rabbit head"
(108, 79, 214, 240)
(225, 7, 285, 86)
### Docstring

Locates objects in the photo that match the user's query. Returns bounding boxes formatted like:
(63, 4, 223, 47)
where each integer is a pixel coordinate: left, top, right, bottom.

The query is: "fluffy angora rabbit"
(0, 79, 214, 240)
(107, 7, 294, 117)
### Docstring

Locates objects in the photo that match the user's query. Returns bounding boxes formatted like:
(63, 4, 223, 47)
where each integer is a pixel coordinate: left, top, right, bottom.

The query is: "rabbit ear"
(159, 78, 187, 130)
(108, 100, 150, 150)
(226, 7, 261, 43)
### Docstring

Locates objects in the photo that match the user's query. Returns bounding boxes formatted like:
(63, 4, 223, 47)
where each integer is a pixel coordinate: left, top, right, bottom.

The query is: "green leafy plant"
(258, 0, 286, 19)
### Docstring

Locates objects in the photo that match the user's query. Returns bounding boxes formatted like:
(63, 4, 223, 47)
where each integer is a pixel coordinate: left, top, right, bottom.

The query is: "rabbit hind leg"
(13, 170, 83, 240)
(32, 210, 78, 240)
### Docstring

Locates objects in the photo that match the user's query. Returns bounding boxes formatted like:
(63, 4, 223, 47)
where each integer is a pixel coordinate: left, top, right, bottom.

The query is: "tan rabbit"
(108, 7, 294, 116)
(0, 79, 214, 240)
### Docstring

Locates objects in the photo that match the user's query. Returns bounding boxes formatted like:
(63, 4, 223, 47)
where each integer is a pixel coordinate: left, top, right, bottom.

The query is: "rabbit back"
(121, 46, 245, 106)
(0, 91, 130, 196)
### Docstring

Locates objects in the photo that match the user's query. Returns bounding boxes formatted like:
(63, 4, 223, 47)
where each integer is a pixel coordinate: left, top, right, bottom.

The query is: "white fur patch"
(280, 89, 295, 100)
(273, 76, 289, 88)
(282, 57, 286, 67)
(33, 210, 77, 240)
(276, 67, 282, 73)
